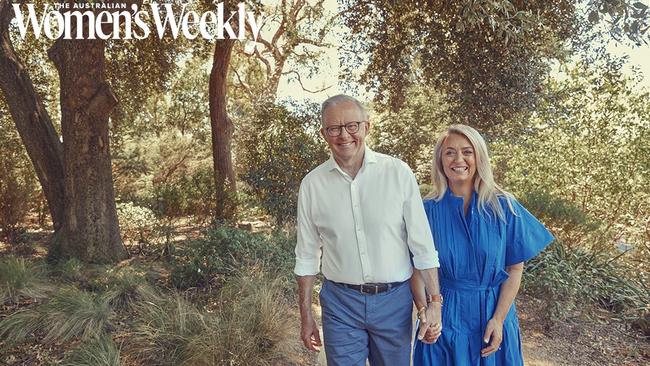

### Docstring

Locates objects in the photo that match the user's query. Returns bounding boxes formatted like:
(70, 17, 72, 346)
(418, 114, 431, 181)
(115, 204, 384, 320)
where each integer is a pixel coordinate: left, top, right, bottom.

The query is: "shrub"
(0, 150, 38, 243)
(149, 167, 216, 220)
(116, 202, 159, 243)
(62, 335, 121, 366)
(170, 226, 295, 289)
(0, 286, 112, 346)
(518, 190, 599, 232)
(524, 240, 649, 327)
(0, 257, 50, 303)
(238, 102, 328, 226)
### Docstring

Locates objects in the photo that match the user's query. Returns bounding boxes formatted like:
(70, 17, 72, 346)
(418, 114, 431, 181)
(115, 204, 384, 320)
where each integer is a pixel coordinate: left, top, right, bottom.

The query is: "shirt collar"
(326, 145, 377, 172)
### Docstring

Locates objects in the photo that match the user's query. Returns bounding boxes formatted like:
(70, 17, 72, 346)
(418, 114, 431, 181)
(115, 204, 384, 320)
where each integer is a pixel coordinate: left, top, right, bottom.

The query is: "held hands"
(417, 303, 442, 344)
(300, 315, 322, 352)
(481, 317, 503, 357)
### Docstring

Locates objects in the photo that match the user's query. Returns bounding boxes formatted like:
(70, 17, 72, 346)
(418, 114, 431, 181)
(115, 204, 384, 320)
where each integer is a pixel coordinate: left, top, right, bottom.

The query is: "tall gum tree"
(210, 38, 237, 222)
(46, 1, 127, 262)
(0, 0, 64, 230)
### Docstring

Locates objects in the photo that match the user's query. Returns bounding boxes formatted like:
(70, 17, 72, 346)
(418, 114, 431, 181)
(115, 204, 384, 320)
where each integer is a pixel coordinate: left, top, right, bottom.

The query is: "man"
(294, 94, 442, 365)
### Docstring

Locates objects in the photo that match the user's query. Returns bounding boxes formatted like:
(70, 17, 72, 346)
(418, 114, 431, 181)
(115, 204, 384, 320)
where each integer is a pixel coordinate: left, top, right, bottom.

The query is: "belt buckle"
(360, 284, 378, 295)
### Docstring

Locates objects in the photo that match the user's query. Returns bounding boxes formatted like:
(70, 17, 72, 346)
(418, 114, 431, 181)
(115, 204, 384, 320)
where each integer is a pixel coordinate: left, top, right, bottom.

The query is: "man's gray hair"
(321, 94, 369, 127)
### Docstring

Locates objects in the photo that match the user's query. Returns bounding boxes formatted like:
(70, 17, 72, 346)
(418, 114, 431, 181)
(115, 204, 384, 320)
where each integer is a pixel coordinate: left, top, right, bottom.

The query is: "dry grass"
(0, 256, 51, 303)
(130, 265, 294, 366)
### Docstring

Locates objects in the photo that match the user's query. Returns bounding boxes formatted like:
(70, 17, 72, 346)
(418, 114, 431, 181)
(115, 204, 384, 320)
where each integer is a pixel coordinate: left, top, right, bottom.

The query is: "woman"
(411, 124, 554, 366)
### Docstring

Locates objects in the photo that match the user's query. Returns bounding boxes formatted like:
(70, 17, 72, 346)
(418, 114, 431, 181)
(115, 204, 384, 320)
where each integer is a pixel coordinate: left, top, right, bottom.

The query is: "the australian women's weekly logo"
(12, 2, 264, 40)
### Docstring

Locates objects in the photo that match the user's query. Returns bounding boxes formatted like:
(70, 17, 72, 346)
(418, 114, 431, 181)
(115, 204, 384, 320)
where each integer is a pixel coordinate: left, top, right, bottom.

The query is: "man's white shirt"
(294, 146, 439, 284)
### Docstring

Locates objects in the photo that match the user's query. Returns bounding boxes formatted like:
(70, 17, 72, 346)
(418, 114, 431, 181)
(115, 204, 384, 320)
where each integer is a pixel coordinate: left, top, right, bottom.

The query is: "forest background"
(0, 0, 648, 365)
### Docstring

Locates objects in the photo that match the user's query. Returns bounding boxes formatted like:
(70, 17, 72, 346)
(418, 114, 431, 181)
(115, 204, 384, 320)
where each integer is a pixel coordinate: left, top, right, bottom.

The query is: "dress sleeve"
(504, 198, 554, 266)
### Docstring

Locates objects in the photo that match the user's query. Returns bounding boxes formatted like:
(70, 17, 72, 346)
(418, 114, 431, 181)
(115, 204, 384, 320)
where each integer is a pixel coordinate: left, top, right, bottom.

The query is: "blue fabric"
(413, 189, 554, 366)
(320, 279, 413, 366)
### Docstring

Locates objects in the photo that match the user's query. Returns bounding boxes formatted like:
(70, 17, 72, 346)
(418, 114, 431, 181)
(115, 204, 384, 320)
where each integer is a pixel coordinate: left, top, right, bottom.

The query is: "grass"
(183, 265, 294, 366)
(62, 335, 121, 366)
(50, 258, 85, 283)
(131, 293, 207, 365)
(131, 265, 294, 366)
(0, 256, 50, 303)
(102, 268, 160, 311)
(0, 286, 112, 346)
(524, 240, 650, 328)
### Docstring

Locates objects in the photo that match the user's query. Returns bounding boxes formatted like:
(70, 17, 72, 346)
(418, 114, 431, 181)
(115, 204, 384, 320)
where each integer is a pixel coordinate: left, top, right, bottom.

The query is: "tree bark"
(0, 1, 64, 230)
(209, 39, 237, 221)
(47, 23, 126, 263)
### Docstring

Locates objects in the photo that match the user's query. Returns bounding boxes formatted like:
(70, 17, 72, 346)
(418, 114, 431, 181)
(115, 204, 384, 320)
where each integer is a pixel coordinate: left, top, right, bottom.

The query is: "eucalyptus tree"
(340, 0, 649, 130)
(209, 0, 336, 220)
(0, 0, 181, 262)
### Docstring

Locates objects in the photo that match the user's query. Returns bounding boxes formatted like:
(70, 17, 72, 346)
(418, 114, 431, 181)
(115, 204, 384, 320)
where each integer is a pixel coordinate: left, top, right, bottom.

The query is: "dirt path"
(290, 294, 649, 366)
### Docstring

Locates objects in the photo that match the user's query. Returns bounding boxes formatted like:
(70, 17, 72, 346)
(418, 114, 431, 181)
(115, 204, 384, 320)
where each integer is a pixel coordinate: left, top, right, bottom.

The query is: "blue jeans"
(319, 279, 413, 366)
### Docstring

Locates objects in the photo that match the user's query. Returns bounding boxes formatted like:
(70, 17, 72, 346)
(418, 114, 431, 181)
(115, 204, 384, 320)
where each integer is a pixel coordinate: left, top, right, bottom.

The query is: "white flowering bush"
(116, 202, 159, 245)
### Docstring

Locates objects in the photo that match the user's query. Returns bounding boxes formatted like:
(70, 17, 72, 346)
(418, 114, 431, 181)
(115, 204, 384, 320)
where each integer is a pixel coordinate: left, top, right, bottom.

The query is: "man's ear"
(366, 121, 371, 134)
(320, 128, 326, 139)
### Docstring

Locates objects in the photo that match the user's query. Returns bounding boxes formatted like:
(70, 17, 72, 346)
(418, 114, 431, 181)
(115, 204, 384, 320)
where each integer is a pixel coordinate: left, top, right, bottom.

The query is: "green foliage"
(494, 59, 649, 248)
(0, 287, 112, 346)
(116, 202, 160, 244)
(0, 257, 50, 303)
(238, 102, 328, 226)
(517, 190, 600, 232)
(170, 226, 295, 289)
(62, 335, 121, 366)
(369, 85, 450, 180)
(149, 167, 215, 219)
(0, 101, 40, 241)
(341, 0, 576, 127)
(112, 132, 215, 220)
(524, 241, 649, 327)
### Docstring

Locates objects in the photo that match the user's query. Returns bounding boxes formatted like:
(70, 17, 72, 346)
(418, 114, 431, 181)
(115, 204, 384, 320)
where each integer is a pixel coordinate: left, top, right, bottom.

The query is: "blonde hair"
(428, 124, 515, 222)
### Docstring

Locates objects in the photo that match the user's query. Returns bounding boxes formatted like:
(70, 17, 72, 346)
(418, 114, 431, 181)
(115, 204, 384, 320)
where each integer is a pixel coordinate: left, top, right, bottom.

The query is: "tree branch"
(282, 69, 333, 93)
(232, 67, 254, 97)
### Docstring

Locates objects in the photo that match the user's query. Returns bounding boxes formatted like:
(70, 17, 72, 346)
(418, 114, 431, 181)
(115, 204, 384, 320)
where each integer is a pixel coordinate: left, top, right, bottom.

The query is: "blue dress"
(413, 189, 554, 366)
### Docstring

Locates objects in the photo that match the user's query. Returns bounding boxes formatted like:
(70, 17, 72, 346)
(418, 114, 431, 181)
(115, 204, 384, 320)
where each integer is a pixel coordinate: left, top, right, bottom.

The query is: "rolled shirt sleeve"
(401, 162, 440, 270)
(294, 180, 322, 276)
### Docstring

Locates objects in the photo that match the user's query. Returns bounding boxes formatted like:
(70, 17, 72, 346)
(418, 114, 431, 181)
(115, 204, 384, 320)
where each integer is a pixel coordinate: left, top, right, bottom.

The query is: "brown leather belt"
(332, 280, 405, 295)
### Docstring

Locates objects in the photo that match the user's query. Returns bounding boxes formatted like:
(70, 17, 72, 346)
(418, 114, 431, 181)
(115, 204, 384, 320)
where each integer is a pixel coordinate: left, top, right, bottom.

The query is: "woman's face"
(441, 133, 476, 188)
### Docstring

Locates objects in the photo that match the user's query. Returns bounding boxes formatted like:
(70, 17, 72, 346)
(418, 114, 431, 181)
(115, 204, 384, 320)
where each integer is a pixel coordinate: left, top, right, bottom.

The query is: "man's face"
(321, 101, 370, 164)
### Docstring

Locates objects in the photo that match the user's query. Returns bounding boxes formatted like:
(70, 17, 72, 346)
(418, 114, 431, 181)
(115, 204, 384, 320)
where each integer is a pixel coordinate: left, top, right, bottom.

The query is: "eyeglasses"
(324, 121, 367, 137)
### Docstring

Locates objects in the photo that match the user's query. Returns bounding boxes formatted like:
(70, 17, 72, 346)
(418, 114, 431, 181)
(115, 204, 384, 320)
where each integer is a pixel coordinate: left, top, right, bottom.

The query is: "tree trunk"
(47, 28, 126, 263)
(209, 40, 237, 221)
(0, 1, 64, 230)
